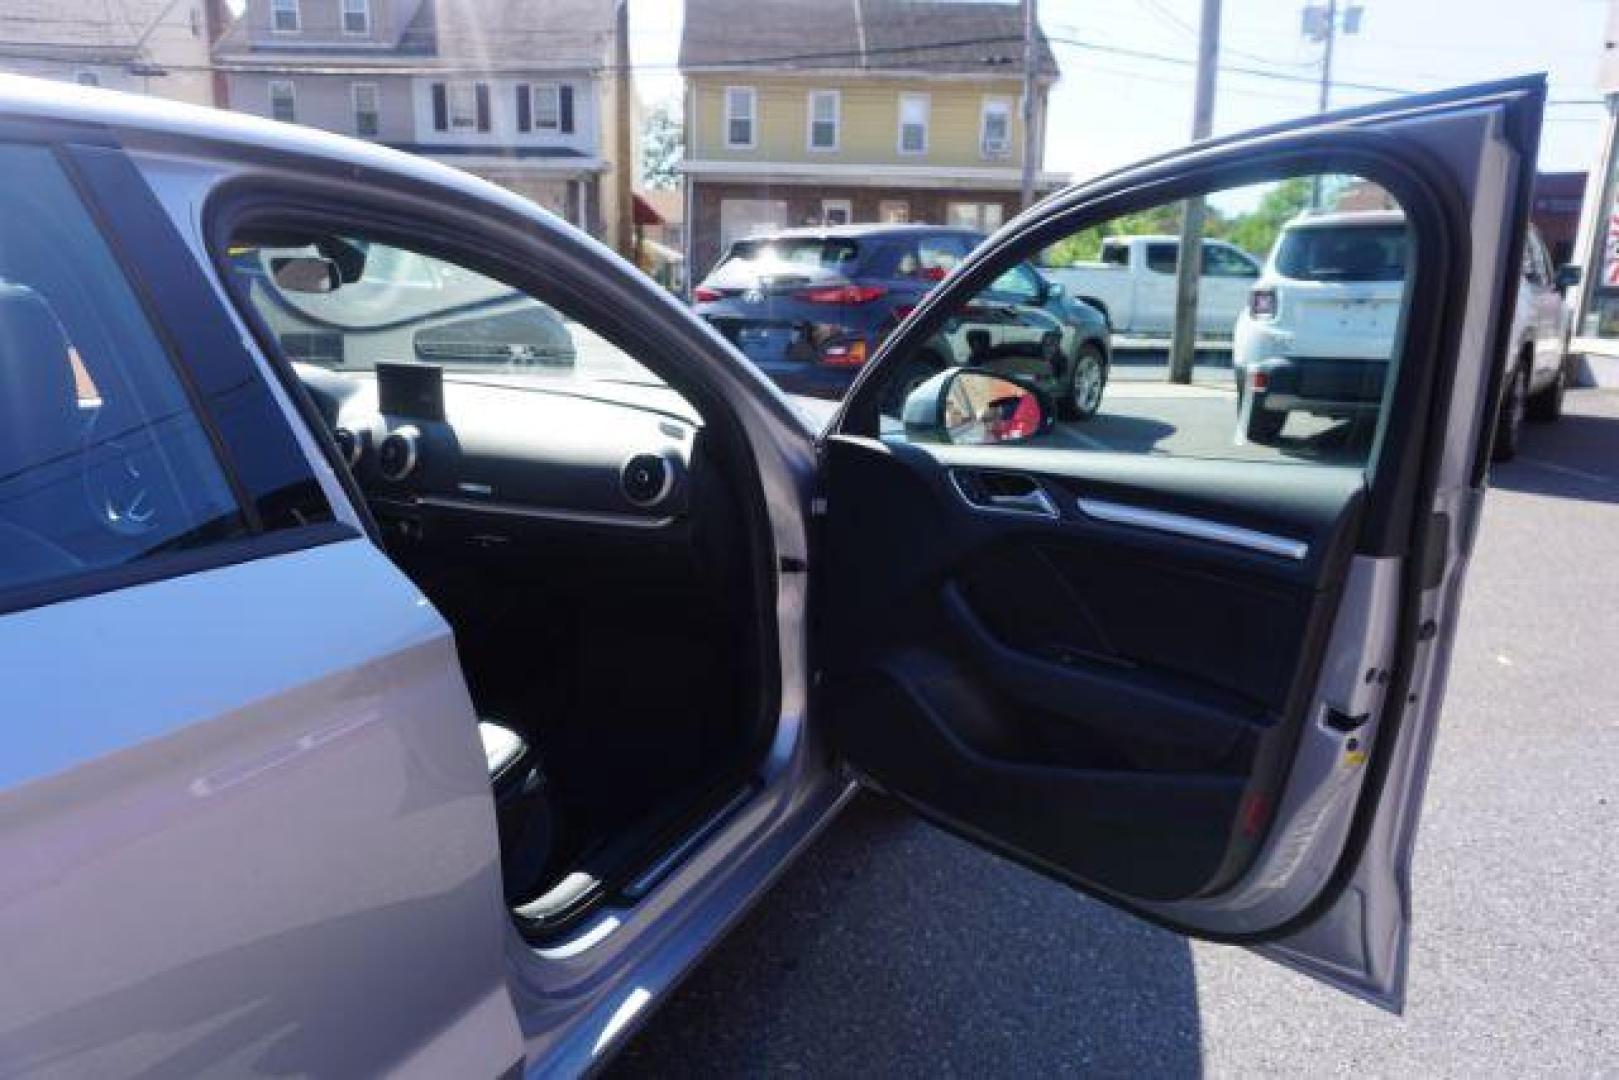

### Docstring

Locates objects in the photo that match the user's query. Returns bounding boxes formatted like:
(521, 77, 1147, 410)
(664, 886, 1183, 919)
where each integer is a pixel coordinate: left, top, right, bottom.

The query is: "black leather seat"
(477, 717, 555, 903)
(0, 284, 87, 587)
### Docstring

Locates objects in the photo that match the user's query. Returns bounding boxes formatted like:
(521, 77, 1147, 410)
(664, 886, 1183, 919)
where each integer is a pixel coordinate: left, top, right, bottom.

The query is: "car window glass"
(1101, 242, 1128, 267)
(861, 172, 1414, 470)
(1144, 243, 1178, 274)
(907, 235, 969, 282)
(1205, 244, 1259, 278)
(986, 263, 1043, 301)
(227, 236, 670, 388)
(0, 143, 247, 594)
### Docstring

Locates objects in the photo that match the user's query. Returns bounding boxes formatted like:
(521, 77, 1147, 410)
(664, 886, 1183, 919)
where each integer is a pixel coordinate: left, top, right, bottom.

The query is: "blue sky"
(632, 0, 1612, 181)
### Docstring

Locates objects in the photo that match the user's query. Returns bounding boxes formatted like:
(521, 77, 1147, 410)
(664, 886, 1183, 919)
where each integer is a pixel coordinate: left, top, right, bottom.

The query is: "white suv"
(1232, 210, 1409, 443)
(1234, 212, 1572, 457)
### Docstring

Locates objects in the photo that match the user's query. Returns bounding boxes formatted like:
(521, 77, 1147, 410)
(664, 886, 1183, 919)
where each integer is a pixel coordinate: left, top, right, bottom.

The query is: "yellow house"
(679, 0, 1064, 278)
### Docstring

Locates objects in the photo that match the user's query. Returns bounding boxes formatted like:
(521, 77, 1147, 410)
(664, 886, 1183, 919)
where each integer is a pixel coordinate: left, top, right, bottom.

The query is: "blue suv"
(694, 223, 1112, 417)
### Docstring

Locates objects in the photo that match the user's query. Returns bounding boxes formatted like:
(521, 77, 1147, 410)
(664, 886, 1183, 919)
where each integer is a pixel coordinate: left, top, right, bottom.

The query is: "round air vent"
(333, 427, 364, 468)
(621, 453, 672, 507)
(378, 426, 421, 482)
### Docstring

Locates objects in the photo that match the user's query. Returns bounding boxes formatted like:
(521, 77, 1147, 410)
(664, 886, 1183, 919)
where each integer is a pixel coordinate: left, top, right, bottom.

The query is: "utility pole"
(1167, 0, 1220, 385)
(613, 0, 636, 262)
(1019, 0, 1039, 209)
(1304, 1, 1361, 207)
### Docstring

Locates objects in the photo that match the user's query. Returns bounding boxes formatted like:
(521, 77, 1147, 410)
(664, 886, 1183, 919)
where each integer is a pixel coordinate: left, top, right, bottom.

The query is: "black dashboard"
(294, 362, 703, 552)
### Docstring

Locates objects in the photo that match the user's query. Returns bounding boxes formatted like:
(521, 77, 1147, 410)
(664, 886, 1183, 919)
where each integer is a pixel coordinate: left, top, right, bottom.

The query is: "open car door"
(815, 78, 1544, 1011)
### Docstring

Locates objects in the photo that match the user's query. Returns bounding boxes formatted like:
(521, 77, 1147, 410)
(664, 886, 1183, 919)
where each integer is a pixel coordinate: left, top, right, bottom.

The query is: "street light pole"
(1168, 0, 1221, 385)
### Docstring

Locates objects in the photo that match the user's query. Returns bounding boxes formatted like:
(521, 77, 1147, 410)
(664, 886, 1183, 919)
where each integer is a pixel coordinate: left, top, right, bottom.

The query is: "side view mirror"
(902, 368, 1054, 446)
(1555, 264, 1581, 290)
(270, 256, 342, 294)
(1043, 278, 1066, 302)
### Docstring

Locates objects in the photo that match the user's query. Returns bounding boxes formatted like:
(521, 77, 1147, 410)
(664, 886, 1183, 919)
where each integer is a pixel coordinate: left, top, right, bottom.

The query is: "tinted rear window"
(1274, 224, 1409, 282)
(725, 237, 861, 271)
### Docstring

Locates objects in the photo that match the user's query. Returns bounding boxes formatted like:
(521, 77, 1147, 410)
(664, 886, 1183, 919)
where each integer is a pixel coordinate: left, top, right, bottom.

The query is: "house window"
(352, 82, 379, 137)
(268, 80, 296, 123)
(981, 98, 1013, 159)
(898, 93, 929, 155)
(808, 90, 839, 151)
(725, 86, 756, 149)
(342, 0, 370, 34)
(946, 201, 1004, 233)
(74, 71, 100, 87)
(432, 81, 490, 133)
(821, 198, 852, 226)
(878, 199, 910, 223)
(270, 0, 299, 33)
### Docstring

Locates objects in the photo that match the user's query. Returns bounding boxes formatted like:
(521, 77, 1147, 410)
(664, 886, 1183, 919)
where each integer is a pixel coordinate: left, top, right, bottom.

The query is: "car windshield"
(228, 237, 665, 386)
(1274, 224, 1409, 282)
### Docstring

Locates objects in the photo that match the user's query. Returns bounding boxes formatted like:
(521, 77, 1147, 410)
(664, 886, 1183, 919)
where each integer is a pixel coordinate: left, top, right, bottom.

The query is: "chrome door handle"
(986, 489, 1057, 516)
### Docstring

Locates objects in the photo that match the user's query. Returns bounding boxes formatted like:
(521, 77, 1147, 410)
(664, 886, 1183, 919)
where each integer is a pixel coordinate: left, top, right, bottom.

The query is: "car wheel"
(880, 350, 946, 419)
(1526, 359, 1566, 422)
(1492, 361, 1529, 462)
(1061, 344, 1108, 420)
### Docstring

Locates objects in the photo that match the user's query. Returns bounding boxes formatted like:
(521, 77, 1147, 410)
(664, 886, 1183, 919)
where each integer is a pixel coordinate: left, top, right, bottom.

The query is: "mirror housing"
(902, 369, 1054, 446)
(1042, 277, 1066, 302)
(270, 256, 342, 294)
(1555, 263, 1582, 291)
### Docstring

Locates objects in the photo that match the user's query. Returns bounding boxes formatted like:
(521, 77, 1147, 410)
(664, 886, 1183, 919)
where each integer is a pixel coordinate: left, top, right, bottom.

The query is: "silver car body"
(0, 73, 1542, 1073)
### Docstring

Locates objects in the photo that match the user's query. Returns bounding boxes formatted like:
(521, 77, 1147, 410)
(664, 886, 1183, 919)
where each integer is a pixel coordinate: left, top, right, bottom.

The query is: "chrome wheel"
(1069, 348, 1106, 419)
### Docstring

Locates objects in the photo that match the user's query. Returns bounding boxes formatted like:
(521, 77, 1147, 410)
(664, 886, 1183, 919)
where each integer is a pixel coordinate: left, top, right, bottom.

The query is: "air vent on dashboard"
(378, 426, 421, 482)
(333, 427, 364, 468)
(621, 453, 672, 507)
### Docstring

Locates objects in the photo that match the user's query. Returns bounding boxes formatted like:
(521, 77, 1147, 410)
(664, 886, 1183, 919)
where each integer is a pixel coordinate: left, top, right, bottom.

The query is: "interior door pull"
(948, 470, 1058, 518)
(985, 489, 1057, 515)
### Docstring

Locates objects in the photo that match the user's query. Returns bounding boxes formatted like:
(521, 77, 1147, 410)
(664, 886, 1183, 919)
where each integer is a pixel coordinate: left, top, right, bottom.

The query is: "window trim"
(980, 96, 1013, 160)
(351, 81, 379, 137)
(898, 92, 930, 156)
(268, 79, 296, 123)
(806, 89, 840, 152)
(724, 85, 756, 150)
(269, 0, 299, 34)
(341, 0, 370, 35)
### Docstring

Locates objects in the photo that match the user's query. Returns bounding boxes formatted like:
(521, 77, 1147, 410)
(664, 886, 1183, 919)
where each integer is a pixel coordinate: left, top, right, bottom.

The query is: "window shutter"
(559, 85, 574, 134)
(431, 82, 447, 131)
(516, 84, 531, 131)
(475, 83, 491, 132)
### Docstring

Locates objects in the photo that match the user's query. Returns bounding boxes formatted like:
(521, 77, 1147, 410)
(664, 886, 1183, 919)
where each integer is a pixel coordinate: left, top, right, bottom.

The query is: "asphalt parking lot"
(610, 387, 1619, 1077)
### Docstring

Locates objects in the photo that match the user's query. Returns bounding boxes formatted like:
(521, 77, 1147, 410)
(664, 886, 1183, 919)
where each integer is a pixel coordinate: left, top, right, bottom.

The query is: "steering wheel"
(80, 417, 160, 540)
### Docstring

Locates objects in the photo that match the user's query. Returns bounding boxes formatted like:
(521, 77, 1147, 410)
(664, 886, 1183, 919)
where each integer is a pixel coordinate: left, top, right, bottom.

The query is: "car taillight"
(794, 284, 887, 305)
(821, 339, 869, 366)
(1249, 287, 1277, 319)
(692, 286, 722, 302)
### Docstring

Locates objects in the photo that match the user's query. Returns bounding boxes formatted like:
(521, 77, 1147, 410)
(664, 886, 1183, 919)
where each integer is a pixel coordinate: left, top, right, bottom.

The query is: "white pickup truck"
(1041, 235, 1263, 336)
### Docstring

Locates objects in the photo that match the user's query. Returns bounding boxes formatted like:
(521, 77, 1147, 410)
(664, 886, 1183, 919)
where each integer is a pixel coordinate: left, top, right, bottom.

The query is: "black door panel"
(818, 434, 1364, 901)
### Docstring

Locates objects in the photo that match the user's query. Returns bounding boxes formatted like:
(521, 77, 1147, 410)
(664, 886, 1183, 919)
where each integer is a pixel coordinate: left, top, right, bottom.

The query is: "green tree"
(1222, 176, 1313, 259)
(640, 102, 682, 191)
